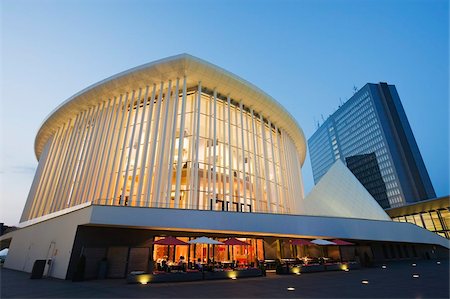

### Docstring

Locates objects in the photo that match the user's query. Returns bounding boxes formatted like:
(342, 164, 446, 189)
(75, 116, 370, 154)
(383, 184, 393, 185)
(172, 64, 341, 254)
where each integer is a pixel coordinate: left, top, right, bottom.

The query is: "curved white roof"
(34, 54, 306, 164)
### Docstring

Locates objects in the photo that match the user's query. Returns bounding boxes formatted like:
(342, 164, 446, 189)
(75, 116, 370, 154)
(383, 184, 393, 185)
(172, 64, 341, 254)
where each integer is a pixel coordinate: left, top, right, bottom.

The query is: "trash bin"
(30, 260, 47, 279)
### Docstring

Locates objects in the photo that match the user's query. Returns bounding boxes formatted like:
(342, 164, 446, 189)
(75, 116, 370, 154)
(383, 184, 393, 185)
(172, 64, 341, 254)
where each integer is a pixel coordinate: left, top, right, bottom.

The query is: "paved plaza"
(1, 260, 449, 298)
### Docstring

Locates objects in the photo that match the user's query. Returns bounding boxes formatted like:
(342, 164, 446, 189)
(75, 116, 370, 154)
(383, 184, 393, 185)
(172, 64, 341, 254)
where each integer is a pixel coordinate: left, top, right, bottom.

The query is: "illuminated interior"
(23, 84, 304, 221)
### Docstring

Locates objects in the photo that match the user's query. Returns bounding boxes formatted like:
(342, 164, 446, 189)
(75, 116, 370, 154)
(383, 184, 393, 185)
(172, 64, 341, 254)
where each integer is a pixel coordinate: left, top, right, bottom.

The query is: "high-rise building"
(308, 82, 436, 208)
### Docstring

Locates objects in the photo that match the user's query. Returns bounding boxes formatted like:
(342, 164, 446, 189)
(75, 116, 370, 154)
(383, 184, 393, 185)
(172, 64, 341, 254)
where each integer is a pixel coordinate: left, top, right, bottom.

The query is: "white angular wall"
(301, 160, 391, 221)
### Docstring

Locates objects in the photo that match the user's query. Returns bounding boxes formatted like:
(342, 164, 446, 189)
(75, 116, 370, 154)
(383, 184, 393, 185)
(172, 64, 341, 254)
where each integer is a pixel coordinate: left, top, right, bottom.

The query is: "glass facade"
(345, 153, 390, 209)
(309, 88, 401, 207)
(308, 83, 435, 208)
(22, 81, 304, 221)
(392, 209, 450, 239)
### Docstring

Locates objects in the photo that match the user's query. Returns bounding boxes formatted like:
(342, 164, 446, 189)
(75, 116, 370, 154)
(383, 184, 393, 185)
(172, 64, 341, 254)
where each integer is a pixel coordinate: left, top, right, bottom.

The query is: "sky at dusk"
(1, 0, 448, 225)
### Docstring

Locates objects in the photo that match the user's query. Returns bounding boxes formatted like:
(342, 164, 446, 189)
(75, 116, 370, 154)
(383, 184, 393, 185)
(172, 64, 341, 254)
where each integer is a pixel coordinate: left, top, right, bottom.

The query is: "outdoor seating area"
(126, 236, 264, 283)
(273, 238, 361, 274)
(126, 236, 360, 282)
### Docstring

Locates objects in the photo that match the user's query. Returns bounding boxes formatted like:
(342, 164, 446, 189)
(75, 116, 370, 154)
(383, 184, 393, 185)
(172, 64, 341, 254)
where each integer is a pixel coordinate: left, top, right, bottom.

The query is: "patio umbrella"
(188, 237, 224, 263)
(152, 236, 188, 263)
(331, 239, 355, 245)
(188, 236, 224, 245)
(223, 238, 250, 265)
(152, 236, 189, 245)
(223, 237, 250, 246)
(311, 239, 337, 245)
(289, 239, 313, 246)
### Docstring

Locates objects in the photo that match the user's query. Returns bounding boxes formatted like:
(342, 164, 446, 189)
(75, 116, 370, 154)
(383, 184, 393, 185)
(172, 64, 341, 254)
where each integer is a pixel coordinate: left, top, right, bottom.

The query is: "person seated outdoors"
(195, 258, 203, 271)
(207, 259, 214, 271)
(161, 260, 170, 272)
(178, 256, 186, 271)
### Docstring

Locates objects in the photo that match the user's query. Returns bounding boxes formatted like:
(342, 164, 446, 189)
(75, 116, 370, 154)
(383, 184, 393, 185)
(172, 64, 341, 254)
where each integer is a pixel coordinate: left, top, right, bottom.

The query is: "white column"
(32, 124, 65, 217)
(206, 95, 213, 210)
(84, 99, 111, 203)
(137, 84, 156, 206)
(174, 76, 187, 209)
(212, 89, 217, 208)
(78, 101, 107, 205)
(221, 95, 226, 210)
(45, 118, 74, 213)
(53, 113, 82, 212)
(250, 109, 261, 212)
(244, 113, 254, 212)
(144, 82, 164, 207)
(165, 79, 180, 207)
(74, 105, 102, 205)
(128, 86, 150, 206)
(67, 106, 98, 207)
(234, 106, 241, 211)
(113, 91, 136, 203)
(28, 136, 56, 218)
(91, 97, 119, 204)
(227, 96, 233, 211)
(260, 115, 272, 212)
(86, 98, 114, 204)
(239, 102, 247, 212)
(98, 94, 124, 204)
(20, 136, 53, 221)
(105, 93, 130, 204)
(268, 121, 280, 213)
(62, 108, 91, 207)
(121, 88, 143, 204)
(191, 83, 202, 209)
(153, 81, 172, 207)
(276, 126, 288, 213)
(283, 133, 294, 212)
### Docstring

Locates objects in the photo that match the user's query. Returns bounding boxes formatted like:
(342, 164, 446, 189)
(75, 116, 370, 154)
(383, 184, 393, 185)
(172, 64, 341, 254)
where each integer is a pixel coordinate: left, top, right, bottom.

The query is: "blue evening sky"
(1, 0, 448, 225)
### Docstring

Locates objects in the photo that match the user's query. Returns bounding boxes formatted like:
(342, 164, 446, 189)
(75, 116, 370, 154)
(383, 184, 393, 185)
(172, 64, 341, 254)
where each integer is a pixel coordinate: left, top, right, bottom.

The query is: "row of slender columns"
(22, 77, 304, 221)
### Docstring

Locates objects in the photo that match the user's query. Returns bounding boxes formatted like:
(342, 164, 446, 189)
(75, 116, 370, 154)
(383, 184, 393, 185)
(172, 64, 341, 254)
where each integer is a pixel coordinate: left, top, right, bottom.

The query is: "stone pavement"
(1, 260, 449, 298)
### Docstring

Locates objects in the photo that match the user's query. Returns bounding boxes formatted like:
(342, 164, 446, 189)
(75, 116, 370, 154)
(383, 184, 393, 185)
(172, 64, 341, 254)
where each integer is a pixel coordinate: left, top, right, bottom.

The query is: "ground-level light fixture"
(287, 287, 295, 291)
(437, 261, 441, 265)
(412, 263, 417, 267)
(381, 265, 387, 269)
(361, 280, 369, 284)
(412, 274, 419, 278)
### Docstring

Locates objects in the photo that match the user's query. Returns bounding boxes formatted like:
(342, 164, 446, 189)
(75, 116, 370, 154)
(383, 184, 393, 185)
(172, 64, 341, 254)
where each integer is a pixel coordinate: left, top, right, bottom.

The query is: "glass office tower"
(308, 82, 435, 208)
